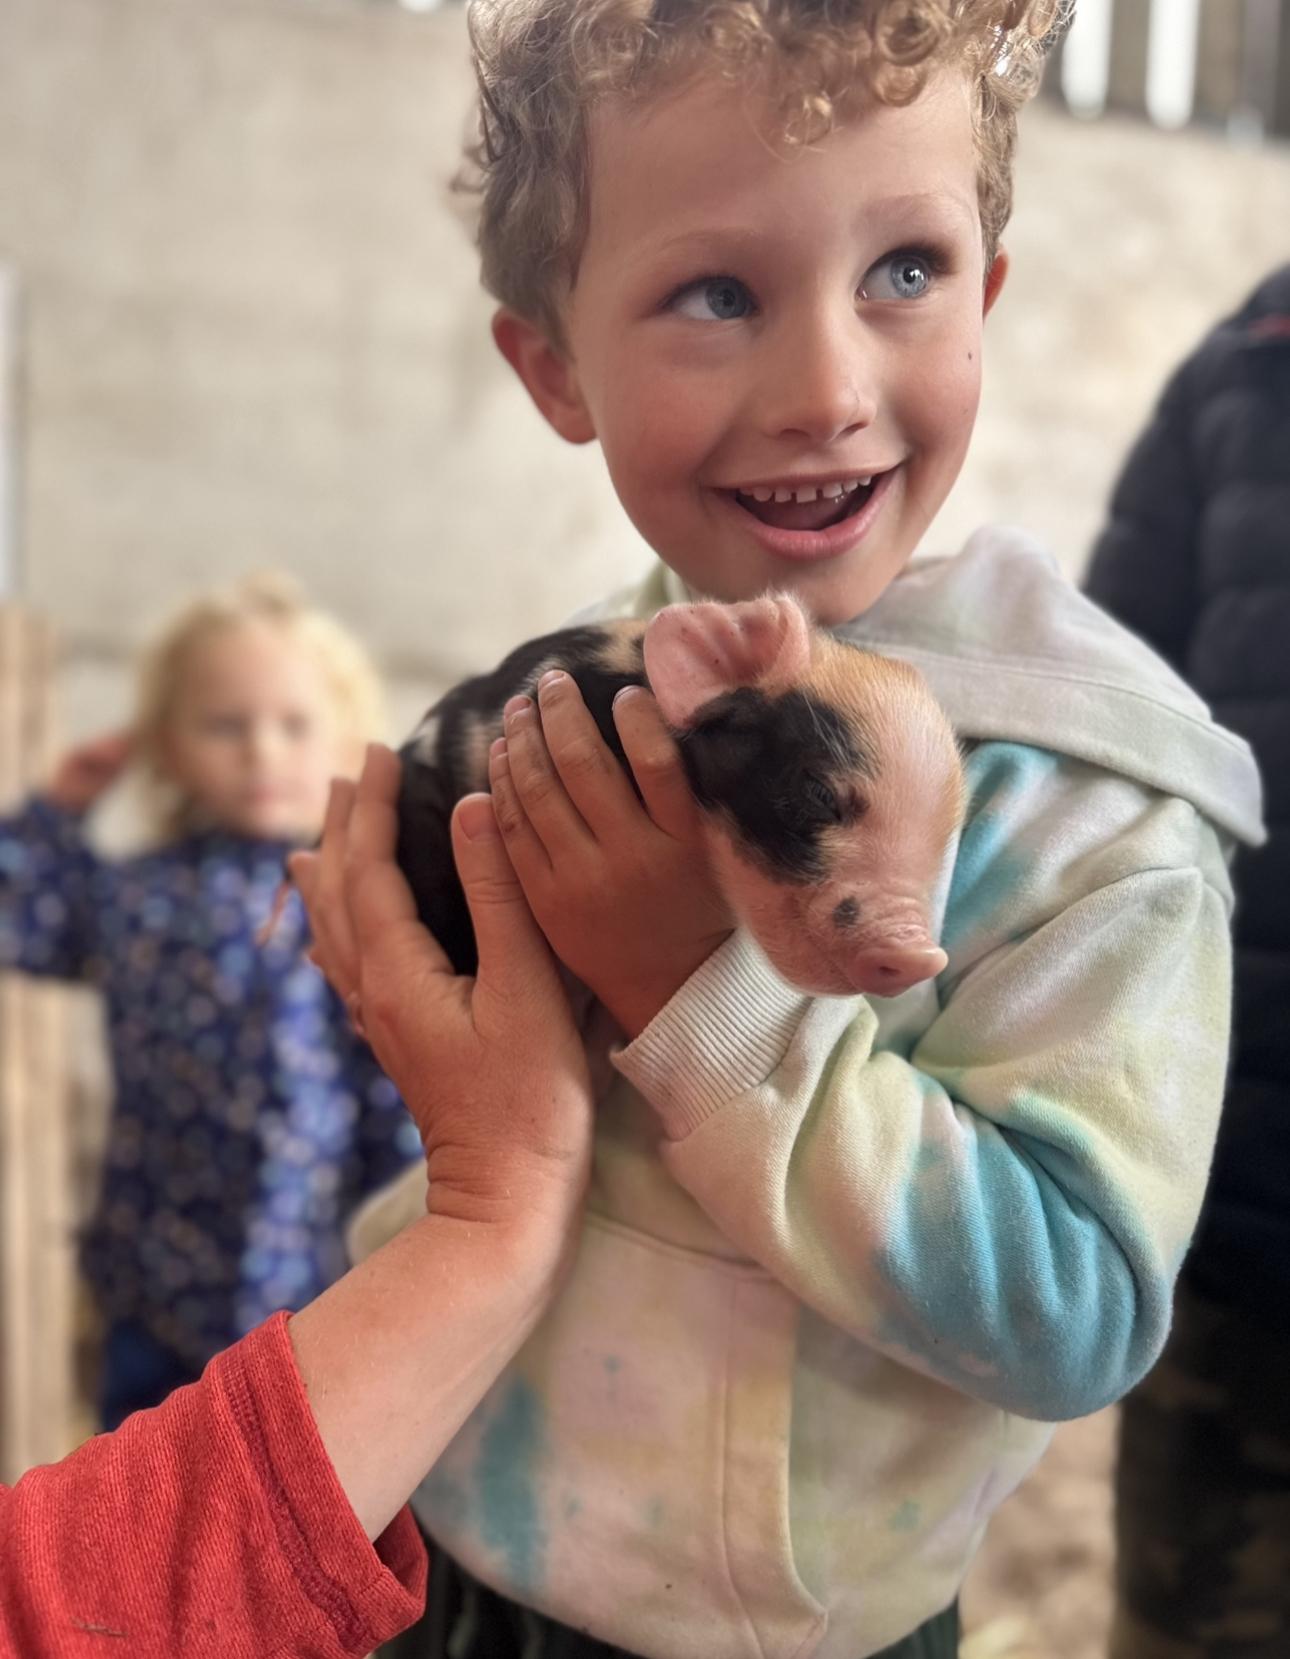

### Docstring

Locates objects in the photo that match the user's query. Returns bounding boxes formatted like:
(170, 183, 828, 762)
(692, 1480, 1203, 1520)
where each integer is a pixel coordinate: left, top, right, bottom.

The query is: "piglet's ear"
(643, 594, 813, 730)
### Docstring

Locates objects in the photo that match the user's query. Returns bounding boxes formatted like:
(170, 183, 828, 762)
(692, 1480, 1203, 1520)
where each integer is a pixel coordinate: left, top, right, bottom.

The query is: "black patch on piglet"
(396, 755, 473, 975)
(397, 624, 647, 974)
(677, 688, 875, 882)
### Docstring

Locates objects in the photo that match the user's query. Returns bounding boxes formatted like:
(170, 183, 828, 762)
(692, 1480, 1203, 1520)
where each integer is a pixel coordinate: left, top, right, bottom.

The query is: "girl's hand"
(44, 730, 134, 815)
(289, 744, 593, 1229)
(489, 674, 733, 1039)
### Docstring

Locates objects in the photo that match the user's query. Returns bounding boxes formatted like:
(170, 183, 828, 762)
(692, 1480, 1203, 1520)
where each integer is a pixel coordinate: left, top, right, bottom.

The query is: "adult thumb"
(450, 793, 557, 994)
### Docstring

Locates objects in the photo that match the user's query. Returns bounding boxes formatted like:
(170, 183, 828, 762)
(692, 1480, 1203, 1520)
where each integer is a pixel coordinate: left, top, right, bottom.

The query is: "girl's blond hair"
(133, 572, 386, 840)
(462, 0, 1072, 346)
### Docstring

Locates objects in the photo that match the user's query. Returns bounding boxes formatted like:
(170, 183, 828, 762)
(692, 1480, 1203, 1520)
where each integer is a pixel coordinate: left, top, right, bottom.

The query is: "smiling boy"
(495, 56, 1000, 627)
(360, 5, 1265, 1658)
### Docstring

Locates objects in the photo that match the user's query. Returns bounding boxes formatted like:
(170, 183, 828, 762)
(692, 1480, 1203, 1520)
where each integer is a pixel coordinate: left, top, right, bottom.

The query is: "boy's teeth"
(738, 473, 880, 505)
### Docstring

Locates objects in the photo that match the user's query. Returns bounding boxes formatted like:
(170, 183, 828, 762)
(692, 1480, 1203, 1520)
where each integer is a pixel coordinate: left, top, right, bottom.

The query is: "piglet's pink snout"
(848, 944, 948, 997)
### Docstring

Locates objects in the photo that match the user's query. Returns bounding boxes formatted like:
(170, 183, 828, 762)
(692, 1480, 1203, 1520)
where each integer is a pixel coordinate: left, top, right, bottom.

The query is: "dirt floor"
(960, 1409, 1119, 1659)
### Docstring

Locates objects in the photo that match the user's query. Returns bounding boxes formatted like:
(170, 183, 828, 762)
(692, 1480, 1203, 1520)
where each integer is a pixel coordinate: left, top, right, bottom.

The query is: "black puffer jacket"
(1085, 266, 1289, 1321)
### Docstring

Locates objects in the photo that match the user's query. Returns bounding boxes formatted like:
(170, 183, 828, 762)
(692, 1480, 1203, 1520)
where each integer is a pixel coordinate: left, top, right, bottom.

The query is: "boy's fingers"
(489, 739, 553, 879)
(451, 792, 560, 995)
(502, 695, 594, 852)
(613, 688, 699, 840)
(535, 672, 640, 832)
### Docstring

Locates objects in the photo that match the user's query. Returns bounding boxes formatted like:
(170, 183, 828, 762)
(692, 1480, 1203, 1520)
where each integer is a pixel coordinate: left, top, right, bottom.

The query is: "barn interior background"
(0, 1, 1287, 1653)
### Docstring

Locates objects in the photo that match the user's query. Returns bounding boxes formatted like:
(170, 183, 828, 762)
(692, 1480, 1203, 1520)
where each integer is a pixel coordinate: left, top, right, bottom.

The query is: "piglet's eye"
(803, 776, 843, 821)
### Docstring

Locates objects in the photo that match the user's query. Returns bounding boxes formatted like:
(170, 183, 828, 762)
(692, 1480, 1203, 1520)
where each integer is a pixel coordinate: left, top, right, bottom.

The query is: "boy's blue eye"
(861, 251, 936, 302)
(672, 277, 754, 322)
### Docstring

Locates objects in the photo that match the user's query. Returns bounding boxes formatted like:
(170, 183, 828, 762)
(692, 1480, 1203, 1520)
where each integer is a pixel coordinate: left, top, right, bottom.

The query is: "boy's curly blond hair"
(463, 0, 1072, 346)
(134, 572, 386, 840)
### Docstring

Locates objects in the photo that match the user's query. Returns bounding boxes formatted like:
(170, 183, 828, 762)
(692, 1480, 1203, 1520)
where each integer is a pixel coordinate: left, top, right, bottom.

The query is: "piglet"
(397, 594, 964, 998)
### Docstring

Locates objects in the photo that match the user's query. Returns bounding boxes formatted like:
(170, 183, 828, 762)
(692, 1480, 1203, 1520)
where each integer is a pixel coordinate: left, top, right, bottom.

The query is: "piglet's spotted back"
(396, 593, 964, 998)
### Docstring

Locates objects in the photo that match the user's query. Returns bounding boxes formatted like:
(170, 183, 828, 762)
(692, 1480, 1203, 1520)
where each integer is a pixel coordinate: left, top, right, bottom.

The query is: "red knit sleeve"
(0, 1312, 427, 1658)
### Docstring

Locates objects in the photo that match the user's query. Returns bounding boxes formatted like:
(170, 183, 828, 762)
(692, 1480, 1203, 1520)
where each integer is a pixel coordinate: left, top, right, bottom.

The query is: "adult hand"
(43, 730, 133, 814)
(289, 744, 593, 1230)
(489, 674, 733, 1039)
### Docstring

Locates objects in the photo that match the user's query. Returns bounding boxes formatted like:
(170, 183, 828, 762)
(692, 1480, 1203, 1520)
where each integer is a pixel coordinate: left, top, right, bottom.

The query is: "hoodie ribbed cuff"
(613, 931, 809, 1138)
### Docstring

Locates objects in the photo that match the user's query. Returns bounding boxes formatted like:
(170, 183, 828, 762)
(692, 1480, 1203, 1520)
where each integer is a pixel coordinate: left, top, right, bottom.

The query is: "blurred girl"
(0, 574, 422, 1428)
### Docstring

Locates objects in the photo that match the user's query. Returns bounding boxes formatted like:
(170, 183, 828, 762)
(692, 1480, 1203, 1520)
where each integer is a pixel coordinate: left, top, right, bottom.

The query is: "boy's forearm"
(289, 1199, 575, 1540)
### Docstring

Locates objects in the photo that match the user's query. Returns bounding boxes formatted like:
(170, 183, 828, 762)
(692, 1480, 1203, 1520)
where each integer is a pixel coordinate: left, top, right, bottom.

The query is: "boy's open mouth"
(730, 474, 880, 534)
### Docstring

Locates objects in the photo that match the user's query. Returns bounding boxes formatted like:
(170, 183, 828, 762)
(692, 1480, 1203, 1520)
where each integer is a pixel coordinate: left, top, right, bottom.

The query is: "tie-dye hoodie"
(351, 528, 1264, 1659)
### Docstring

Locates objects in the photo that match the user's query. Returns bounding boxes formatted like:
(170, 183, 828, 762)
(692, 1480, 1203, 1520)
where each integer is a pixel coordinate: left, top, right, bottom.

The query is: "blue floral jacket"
(0, 797, 422, 1368)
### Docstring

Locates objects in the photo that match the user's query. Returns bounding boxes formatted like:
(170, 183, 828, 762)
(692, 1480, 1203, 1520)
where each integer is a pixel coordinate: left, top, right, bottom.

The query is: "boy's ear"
(983, 248, 1010, 317)
(491, 308, 596, 445)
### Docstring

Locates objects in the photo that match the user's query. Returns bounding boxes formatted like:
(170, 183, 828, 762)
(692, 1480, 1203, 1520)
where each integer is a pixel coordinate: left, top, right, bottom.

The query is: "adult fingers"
(344, 745, 454, 980)
(450, 790, 564, 1010)
(286, 849, 318, 911)
(613, 687, 701, 841)
(533, 671, 640, 834)
(309, 777, 360, 997)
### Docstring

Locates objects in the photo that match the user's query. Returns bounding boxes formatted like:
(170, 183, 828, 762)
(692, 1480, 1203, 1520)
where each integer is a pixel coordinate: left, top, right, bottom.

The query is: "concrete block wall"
(0, 0, 650, 748)
(1, 0, 1287, 747)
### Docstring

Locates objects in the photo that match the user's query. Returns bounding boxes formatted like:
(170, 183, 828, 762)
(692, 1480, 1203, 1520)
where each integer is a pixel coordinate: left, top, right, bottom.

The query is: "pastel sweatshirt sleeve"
(615, 742, 1236, 1423)
(0, 1312, 426, 1659)
(0, 797, 105, 981)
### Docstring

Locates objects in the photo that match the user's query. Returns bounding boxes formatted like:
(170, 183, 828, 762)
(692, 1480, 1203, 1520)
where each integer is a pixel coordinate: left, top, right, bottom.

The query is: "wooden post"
(0, 607, 78, 1482)
(1193, 0, 1245, 128)
(1106, 0, 1153, 116)
(0, 607, 77, 1479)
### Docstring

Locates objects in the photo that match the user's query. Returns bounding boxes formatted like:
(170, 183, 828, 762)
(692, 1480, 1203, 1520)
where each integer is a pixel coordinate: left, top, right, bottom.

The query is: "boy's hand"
(44, 730, 133, 815)
(489, 673, 733, 1039)
(288, 745, 594, 1229)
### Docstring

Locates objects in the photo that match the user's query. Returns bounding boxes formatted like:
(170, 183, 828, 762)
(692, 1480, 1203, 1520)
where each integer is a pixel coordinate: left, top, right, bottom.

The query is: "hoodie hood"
(626, 527, 1265, 849)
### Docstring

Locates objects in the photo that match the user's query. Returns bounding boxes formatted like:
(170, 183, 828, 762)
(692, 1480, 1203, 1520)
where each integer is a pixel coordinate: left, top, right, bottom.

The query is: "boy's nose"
(763, 314, 878, 445)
